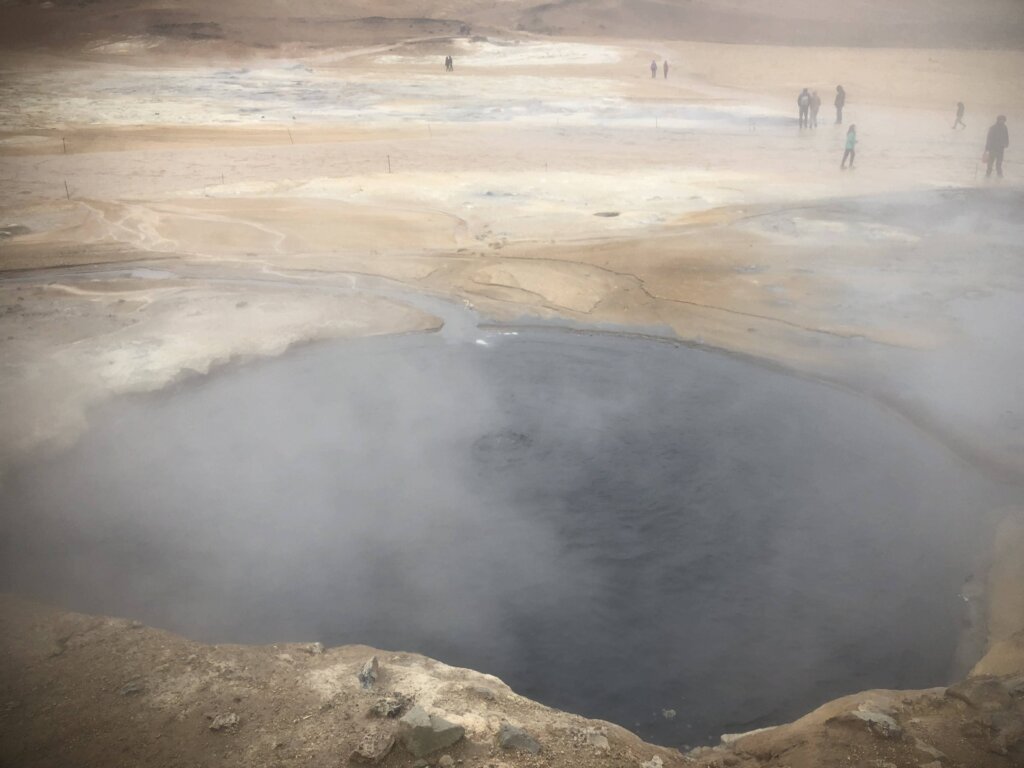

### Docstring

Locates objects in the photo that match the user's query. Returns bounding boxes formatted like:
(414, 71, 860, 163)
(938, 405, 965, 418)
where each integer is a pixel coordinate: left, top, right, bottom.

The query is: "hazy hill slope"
(510, 0, 1024, 48)
(1, 0, 1022, 51)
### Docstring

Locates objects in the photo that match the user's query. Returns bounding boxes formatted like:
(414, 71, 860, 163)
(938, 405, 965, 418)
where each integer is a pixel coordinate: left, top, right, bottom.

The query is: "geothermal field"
(1, 2, 1024, 767)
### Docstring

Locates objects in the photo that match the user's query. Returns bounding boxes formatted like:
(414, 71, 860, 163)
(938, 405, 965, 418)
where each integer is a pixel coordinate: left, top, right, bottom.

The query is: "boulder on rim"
(397, 705, 465, 757)
(497, 722, 541, 754)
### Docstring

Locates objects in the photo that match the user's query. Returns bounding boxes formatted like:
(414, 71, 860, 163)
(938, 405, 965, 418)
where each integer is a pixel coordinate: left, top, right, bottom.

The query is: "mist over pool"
(0, 331, 1009, 746)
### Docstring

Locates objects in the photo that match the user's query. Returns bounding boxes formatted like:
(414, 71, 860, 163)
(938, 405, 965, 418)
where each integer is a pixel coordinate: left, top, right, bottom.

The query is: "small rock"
(412, 761, 428, 768)
(358, 656, 379, 690)
(349, 726, 395, 764)
(209, 712, 239, 732)
(438, 756, 455, 768)
(723, 757, 740, 767)
(369, 693, 412, 719)
(397, 705, 465, 758)
(498, 723, 541, 754)
(119, 680, 145, 696)
(302, 642, 324, 655)
(919, 762, 942, 768)
(640, 756, 664, 768)
(465, 684, 497, 701)
(661, 708, 676, 720)
(585, 729, 610, 751)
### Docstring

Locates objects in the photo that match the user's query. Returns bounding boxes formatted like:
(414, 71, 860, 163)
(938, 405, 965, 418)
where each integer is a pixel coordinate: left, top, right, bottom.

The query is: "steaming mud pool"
(0, 330, 1010, 747)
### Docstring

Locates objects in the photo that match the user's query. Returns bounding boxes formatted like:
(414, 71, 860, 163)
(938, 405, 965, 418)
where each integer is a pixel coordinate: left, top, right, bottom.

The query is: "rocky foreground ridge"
(1, 515, 1022, 768)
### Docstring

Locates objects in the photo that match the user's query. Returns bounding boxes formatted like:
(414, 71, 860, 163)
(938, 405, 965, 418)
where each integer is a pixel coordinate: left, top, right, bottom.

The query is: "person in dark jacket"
(985, 115, 1010, 178)
(809, 90, 821, 128)
(835, 85, 846, 124)
(797, 88, 811, 128)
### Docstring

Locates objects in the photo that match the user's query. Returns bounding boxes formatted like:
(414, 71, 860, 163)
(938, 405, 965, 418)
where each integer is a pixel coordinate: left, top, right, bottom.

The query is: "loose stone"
(358, 656, 380, 690)
(497, 722, 541, 754)
(209, 712, 239, 732)
(397, 705, 465, 757)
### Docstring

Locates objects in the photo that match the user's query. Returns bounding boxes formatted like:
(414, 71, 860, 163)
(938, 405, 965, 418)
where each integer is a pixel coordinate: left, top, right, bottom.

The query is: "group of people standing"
(797, 85, 846, 128)
(650, 59, 669, 79)
(796, 85, 854, 168)
(435, 50, 1009, 179)
(796, 85, 1009, 177)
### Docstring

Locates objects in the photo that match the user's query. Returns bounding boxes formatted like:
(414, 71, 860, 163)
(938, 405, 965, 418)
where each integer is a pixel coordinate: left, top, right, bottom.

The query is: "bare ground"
(2, 10, 1024, 768)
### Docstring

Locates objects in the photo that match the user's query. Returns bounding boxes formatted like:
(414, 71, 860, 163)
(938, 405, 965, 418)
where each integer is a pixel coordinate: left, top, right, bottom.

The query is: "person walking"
(984, 115, 1010, 178)
(953, 101, 966, 129)
(650, 59, 658, 79)
(841, 124, 857, 169)
(798, 88, 811, 128)
(835, 85, 846, 124)
(809, 90, 821, 128)
(663, 60, 669, 79)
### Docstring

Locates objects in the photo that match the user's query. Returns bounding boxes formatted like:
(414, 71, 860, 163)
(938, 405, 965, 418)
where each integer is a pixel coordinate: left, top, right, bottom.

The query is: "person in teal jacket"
(841, 124, 857, 169)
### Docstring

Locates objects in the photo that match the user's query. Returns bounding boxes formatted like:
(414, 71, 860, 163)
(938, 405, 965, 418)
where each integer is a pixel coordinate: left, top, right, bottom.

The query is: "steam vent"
(1, 2, 1023, 767)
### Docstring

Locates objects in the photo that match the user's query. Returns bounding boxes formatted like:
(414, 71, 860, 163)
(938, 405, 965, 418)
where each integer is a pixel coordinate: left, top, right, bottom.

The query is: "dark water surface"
(0, 332, 1007, 746)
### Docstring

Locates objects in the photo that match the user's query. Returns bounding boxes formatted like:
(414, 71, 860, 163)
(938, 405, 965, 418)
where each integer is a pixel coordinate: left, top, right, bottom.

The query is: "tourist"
(663, 60, 669, 79)
(835, 85, 846, 124)
(841, 124, 857, 169)
(984, 115, 1010, 178)
(651, 59, 658, 79)
(798, 88, 811, 128)
(809, 90, 821, 128)
(953, 101, 966, 129)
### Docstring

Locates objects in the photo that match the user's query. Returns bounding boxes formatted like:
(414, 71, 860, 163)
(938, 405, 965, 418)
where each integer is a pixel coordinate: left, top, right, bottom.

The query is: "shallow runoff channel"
(0, 322, 1013, 747)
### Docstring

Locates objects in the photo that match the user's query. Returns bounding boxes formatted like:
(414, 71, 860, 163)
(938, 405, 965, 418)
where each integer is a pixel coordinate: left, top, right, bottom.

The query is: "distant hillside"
(2, 0, 1023, 50)
(508, 0, 1024, 48)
